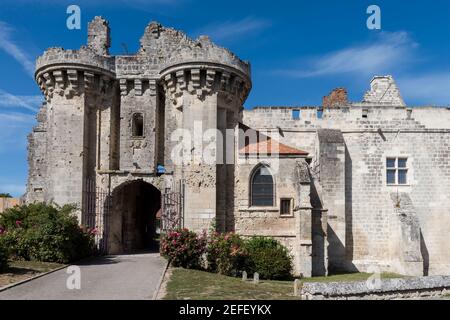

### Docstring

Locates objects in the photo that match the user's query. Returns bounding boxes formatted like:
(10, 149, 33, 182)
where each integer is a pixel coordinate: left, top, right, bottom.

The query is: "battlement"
(148, 22, 250, 74)
(35, 17, 251, 103)
(245, 104, 450, 130)
(244, 75, 450, 130)
(35, 47, 116, 75)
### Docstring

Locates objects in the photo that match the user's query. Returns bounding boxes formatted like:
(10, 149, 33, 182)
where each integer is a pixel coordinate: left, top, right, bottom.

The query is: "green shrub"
(206, 232, 248, 276)
(0, 203, 95, 264)
(244, 237, 292, 280)
(160, 228, 206, 269)
(0, 233, 8, 272)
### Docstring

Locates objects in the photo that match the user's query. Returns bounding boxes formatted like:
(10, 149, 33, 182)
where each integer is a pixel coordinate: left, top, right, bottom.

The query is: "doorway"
(109, 180, 161, 254)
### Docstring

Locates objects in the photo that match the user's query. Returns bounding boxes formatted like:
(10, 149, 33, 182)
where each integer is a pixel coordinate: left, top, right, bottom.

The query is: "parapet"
(35, 47, 115, 76)
(34, 17, 252, 104)
(136, 21, 251, 78)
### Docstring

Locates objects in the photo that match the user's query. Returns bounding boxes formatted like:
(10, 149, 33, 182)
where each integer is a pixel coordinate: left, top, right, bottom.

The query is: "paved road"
(0, 253, 167, 300)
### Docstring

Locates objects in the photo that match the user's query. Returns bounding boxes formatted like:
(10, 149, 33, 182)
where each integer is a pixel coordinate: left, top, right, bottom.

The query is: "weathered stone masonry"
(27, 17, 450, 278)
(243, 78, 450, 277)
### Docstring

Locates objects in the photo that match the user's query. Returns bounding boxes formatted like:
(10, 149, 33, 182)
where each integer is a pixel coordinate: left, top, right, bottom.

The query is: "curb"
(152, 259, 170, 300)
(0, 264, 68, 293)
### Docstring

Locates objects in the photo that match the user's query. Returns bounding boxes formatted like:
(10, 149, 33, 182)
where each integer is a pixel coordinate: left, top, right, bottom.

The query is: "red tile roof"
(240, 137, 308, 156)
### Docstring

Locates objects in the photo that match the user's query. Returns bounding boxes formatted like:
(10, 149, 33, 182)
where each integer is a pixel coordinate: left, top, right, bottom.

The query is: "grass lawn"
(0, 260, 65, 289)
(164, 268, 405, 300)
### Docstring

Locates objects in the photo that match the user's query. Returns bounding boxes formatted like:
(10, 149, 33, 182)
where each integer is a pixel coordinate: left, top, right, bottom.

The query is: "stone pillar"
(316, 129, 346, 272)
(225, 110, 238, 232)
(216, 108, 227, 232)
(295, 160, 313, 277)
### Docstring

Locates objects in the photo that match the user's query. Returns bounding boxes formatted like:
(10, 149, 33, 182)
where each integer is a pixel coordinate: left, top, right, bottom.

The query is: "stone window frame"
(131, 112, 145, 138)
(279, 198, 294, 217)
(386, 156, 409, 186)
(249, 163, 277, 209)
(362, 109, 369, 119)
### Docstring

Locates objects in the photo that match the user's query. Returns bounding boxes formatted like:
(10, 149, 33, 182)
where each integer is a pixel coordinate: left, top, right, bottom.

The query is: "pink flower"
(0, 226, 5, 234)
(15, 220, 22, 227)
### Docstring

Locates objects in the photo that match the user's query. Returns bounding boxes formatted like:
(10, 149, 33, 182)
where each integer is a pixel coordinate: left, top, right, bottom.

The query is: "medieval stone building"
(26, 17, 450, 278)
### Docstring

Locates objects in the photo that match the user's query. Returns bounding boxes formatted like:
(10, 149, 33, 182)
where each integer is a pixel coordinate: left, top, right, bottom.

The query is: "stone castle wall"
(0, 198, 23, 213)
(26, 16, 450, 278)
(242, 84, 450, 275)
(27, 17, 252, 241)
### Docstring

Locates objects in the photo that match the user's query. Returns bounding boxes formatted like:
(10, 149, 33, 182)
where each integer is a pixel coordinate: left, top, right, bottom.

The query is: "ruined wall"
(0, 198, 23, 213)
(242, 77, 450, 276)
(26, 104, 48, 203)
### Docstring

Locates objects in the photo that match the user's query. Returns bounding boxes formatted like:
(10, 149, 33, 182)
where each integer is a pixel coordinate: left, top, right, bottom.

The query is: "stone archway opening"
(109, 180, 161, 254)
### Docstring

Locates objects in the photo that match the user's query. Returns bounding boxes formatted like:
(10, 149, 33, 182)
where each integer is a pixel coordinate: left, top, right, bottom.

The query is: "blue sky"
(1, 0, 450, 196)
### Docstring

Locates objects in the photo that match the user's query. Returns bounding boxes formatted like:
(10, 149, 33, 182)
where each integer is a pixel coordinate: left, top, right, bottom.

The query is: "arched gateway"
(108, 180, 161, 254)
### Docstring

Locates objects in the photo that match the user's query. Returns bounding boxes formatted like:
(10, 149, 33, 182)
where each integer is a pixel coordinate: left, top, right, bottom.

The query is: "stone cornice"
(159, 65, 251, 107)
(36, 67, 115, 102)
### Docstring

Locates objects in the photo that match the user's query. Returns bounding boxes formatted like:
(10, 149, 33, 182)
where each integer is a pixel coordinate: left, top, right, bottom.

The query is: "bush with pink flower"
(160, 227, 293, 280)
(0, 203, 95, 264)
(206, 232, 248, 276)
(160, 228, 206, 269)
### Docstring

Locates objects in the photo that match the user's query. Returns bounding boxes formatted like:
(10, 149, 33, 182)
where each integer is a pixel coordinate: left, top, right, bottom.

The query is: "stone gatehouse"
(26, 17, 450, 278)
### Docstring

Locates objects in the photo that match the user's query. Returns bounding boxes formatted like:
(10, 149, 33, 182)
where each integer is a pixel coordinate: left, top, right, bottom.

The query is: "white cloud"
(0, 90, 42, 112)
(196, 17, 271, 43)
(398, 72, 450, 106)
(0, 21, 35, 77)
(277, 31, 417, 78)
(0, 112, 35, 123)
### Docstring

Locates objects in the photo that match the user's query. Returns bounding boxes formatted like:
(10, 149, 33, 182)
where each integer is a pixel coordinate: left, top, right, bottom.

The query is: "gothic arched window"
(251, 165, 274, 207)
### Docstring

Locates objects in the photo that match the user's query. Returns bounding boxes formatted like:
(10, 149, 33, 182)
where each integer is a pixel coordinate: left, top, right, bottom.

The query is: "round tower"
(32, 17, 115, 217)
(152, 25, 252, 232)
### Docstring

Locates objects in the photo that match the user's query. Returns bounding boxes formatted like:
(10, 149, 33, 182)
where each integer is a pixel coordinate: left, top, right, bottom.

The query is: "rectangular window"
(362, 109, 368, 119)
(317, 109, 323, 119)
(292, 110, 301, 120)
(386, 157, 408, 185)
(132, 113, 144, 137)
(280, 198, 292, 216)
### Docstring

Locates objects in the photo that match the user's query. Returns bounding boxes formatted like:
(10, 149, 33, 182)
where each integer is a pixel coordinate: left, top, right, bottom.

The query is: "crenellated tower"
(29, 17, 116, 217)
(27, 17, 251, 234)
